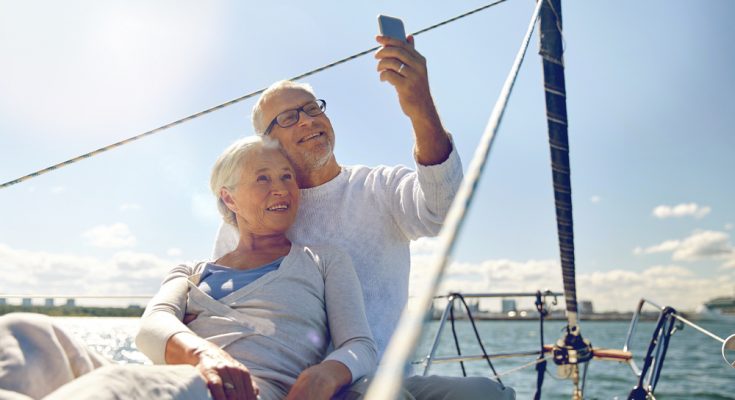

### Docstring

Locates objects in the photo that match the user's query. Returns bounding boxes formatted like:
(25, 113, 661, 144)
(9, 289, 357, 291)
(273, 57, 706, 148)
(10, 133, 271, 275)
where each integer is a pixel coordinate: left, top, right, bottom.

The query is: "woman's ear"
(220, 187, 238, 213)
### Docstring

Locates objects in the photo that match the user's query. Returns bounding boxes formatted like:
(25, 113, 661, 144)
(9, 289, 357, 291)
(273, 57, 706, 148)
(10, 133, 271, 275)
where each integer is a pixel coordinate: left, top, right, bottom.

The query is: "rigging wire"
(0, 0, 508, 190)
(496, 357, 549, 379)
(446, 293, 504, 385)
(364, 1, 545, 398)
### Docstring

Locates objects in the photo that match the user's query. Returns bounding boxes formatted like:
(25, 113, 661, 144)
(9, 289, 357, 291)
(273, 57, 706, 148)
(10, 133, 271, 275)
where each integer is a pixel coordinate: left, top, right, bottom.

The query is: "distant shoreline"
(0, 305, 143, 318)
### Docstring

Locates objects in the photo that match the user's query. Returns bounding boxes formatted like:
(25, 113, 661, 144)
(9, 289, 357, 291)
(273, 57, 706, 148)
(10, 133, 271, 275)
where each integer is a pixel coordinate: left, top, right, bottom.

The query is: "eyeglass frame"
(263, 99, 327, 136)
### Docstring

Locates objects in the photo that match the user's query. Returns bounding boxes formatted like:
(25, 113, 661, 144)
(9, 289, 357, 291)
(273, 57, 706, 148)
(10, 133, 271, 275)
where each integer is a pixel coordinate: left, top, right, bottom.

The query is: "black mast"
(539, 1, 592, 398)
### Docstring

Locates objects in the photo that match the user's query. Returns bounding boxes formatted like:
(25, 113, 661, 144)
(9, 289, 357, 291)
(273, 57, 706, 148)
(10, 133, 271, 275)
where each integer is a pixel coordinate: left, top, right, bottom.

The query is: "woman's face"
(225, 146, 300, 235)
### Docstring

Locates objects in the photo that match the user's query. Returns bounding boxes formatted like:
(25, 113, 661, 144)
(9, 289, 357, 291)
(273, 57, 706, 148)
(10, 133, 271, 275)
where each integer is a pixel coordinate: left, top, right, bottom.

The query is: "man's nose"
(297, 110, 317, 126)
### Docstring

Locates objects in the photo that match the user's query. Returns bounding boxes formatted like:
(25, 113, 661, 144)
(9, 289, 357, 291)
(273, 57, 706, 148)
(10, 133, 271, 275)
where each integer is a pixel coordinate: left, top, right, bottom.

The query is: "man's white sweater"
(214, 145, 463, 359)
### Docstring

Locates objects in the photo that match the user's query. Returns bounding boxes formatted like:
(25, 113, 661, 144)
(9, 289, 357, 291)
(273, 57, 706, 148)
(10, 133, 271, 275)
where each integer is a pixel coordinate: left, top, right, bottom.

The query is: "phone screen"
(378, 15, 407, 43)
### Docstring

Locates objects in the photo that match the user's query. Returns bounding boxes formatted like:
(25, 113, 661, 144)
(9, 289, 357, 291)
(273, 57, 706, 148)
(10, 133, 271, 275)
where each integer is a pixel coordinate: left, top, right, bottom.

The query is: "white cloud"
(635, 230, 735, 267)
(671, 230, 733, 261)
(82, 223, 137, 248)
(50, 186, 65, 194)
(408, 247, 733, 312)
(408, 240, 732, 312)
(590, 195, 601, 204)
(652, 203, 711, 219)
(119, 203, 141, 212)
(0, 243, 173, 297)
(0, 240, 730, 313)
(634, 240, 681, 255)
(725, 223, 734, 231)
(576, 265, 724, 312)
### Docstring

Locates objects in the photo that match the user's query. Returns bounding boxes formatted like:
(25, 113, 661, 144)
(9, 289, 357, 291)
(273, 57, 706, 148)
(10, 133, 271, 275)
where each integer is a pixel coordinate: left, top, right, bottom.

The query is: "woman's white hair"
(251, 80, 316, 135)
(210, 135, 279, 226)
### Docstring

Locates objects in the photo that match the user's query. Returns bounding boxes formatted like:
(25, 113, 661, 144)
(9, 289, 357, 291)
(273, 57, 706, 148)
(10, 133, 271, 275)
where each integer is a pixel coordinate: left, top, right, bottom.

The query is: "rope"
(364, 1, 545, 398)
(448, 298, 467, 376)
(0, 0, 509, 191)
(454, 293, 503, 385)
(496, 356, 549, 379)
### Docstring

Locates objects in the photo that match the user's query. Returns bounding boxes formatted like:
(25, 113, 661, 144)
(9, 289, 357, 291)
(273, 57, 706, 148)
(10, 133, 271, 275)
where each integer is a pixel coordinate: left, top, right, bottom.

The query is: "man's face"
(260, 88, 336, 174)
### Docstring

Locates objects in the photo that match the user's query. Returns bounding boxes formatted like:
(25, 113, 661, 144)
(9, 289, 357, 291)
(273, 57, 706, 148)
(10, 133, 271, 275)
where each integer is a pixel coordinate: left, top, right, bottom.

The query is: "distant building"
(45, 298, 55, 307)
(65, 298, 76, 307)
(22, 298, 32, 307)
(0, 298, 6, 305)
(579, 300, 594, 316)
(502, 299, 517, 314)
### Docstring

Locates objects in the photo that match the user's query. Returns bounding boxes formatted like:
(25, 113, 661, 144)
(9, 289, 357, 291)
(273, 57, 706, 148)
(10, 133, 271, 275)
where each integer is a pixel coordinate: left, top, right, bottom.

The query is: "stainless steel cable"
(364, 1, 545, 398)
(1, 0, 509, 190)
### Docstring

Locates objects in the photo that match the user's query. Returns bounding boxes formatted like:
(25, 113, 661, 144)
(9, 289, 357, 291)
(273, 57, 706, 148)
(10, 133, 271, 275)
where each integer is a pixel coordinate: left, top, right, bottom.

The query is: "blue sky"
(1, 1, 733, 311)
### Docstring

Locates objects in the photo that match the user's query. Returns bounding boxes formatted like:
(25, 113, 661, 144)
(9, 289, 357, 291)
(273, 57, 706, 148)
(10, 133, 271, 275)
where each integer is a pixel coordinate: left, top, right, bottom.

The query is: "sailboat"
(1, 2, 735, 396)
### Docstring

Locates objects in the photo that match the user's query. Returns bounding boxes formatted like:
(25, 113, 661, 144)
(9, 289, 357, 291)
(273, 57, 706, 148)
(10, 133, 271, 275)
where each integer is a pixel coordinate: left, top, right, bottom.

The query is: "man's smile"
(297, 131, 325, 144)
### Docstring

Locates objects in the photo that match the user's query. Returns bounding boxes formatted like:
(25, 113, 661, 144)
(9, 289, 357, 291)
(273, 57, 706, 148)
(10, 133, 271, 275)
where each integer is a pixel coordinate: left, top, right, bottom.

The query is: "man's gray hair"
(251, 80, 316, 135)
(210, 135, 279, 226)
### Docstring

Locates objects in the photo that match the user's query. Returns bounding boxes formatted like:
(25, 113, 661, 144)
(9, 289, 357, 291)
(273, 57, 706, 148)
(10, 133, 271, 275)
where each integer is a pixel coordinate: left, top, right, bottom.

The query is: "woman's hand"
(166, 332, 259, 400)
(194, 344, 260, 400)
(285, 360, 351, 400)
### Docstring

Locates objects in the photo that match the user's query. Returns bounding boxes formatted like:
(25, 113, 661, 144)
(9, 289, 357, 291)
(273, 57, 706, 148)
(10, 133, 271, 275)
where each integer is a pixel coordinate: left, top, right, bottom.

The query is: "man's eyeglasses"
(264, 99, 327, 135)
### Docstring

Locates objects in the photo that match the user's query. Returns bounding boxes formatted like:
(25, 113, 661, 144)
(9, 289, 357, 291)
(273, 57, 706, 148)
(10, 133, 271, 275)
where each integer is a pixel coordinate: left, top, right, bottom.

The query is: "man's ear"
(220, 187, 238, 213)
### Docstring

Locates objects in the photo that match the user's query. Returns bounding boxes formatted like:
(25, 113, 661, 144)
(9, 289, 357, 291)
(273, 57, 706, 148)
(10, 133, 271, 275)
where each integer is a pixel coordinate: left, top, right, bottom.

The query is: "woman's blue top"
(198, 257, 283, 300)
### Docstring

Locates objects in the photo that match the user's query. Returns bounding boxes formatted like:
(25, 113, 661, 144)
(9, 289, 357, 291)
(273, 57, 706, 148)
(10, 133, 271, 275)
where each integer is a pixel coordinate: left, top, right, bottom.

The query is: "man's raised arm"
(375, 34, 452, 166)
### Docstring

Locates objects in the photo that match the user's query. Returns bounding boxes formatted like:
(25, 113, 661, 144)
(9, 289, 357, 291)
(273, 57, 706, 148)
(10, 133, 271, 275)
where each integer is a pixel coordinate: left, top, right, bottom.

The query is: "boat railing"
(622, 297, 728, 397)
(416, 290, 562, 378)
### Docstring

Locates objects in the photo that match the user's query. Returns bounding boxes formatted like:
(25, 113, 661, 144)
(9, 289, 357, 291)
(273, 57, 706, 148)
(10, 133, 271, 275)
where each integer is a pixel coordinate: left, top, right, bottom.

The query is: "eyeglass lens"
(276, 100, 326, 128)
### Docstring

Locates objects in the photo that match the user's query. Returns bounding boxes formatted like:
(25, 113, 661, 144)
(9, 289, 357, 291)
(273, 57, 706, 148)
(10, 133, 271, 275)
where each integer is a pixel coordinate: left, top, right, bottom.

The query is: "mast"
(538, 0, 592, 398)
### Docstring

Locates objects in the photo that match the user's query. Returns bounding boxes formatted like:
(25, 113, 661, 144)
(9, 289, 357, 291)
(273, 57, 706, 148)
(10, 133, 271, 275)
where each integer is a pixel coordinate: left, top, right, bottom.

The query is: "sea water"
(54, 317, 734, 399)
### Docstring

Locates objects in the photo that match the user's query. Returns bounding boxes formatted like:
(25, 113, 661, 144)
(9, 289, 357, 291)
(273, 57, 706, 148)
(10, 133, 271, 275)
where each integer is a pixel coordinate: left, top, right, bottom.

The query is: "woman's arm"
(286, 248, 377, 399)
(136, 264, 194, 363)
(136, 264, 259, 400)
(166, 331, 259, 400)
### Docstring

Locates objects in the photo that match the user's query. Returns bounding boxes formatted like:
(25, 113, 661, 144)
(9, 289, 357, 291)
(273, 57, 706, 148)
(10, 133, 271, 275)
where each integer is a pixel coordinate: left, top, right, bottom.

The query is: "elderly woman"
(0, 136, 376, 400)
(136, 136, 377, 400)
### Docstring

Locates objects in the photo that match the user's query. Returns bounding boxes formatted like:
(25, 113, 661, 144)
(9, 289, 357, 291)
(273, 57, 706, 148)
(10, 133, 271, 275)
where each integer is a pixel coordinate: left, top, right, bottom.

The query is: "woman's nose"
(271, 182, 288, 195)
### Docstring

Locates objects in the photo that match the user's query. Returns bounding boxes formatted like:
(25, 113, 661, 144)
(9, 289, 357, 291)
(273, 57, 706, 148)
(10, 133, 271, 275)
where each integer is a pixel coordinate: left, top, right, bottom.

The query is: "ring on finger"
(223, 382, 235, 390)
(398, 63, 405, 74)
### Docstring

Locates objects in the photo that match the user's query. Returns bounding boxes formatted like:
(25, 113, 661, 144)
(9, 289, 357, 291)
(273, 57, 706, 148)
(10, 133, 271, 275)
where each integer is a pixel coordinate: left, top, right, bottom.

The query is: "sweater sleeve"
(211, 222, 239, 260)
(135, 264, 196, 365)
(385, 137, 463, 240)
(321, 248, 378, 382)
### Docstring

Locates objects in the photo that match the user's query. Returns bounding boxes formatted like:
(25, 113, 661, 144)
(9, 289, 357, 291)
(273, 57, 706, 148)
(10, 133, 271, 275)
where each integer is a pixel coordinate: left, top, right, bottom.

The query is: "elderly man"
(213, 35, 514, 399)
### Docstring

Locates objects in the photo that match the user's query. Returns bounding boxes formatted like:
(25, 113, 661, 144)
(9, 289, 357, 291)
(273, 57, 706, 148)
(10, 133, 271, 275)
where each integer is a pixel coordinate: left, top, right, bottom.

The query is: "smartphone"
(378, 14, 407, 43)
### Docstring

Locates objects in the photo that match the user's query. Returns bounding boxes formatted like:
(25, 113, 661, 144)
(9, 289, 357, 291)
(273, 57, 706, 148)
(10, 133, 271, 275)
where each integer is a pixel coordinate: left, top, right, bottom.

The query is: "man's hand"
(375, 34, 451, 165)
(375, 35, 435, 123)
(285, 360, 351, 400)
